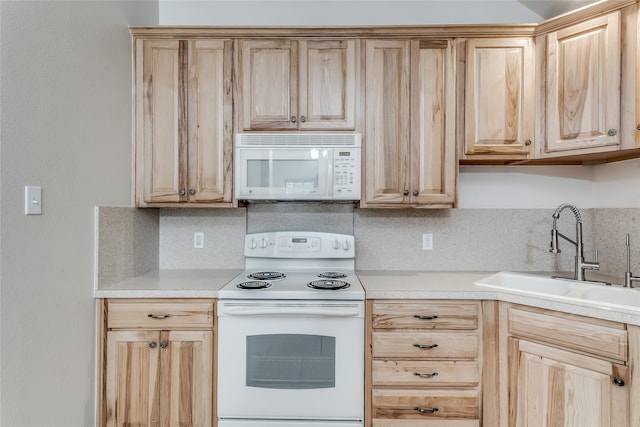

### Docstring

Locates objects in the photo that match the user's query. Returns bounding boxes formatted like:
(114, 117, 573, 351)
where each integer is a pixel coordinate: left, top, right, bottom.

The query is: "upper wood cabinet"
(363, 39, 456, 207)
(461, 37, 535, 161)
(236, 39, 359, 131)
(134, 39, 233, 207)
(541, 12, 622, 157)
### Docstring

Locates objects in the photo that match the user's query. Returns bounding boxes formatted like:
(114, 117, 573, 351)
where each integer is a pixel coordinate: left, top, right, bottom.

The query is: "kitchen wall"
(0, 2, 158, 426)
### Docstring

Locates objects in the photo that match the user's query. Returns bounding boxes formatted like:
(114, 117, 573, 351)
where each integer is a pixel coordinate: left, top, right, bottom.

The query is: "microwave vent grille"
(236, 133, 360, 147)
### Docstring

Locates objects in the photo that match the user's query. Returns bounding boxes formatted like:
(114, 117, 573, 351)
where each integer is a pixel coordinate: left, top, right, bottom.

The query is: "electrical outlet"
(422, 233, 433, 250)
(194, 232, 204, 249)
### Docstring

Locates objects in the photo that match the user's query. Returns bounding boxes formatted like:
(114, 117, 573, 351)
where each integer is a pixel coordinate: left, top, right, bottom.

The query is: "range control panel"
(245, 231, 355, 258)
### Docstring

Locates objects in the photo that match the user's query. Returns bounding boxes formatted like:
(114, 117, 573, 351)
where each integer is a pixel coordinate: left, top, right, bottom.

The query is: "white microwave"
(234, 133, 361, 201)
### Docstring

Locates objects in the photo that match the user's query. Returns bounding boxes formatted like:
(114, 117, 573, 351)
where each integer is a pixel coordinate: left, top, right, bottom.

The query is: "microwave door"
(238, 148, 331, 200)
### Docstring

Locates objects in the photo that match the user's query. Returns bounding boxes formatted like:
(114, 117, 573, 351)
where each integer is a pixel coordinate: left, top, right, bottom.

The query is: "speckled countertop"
(358, 270, 640, 326)
(94, 269, 242, 298)
(94, 268, 640, 326)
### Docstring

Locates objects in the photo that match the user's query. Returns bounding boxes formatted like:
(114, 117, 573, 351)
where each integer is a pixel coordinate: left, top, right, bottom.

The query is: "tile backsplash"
(97, 205, 640, 285)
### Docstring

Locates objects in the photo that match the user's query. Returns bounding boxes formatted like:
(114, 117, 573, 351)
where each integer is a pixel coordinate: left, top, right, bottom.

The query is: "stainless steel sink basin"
(475, 271, 640, 313)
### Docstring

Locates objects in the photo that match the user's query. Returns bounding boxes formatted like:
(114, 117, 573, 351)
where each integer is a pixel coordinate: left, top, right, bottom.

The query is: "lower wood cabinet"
(367, 300, 482, 426)
(499, 303, 634, 427)
(98, 299, 215, 427)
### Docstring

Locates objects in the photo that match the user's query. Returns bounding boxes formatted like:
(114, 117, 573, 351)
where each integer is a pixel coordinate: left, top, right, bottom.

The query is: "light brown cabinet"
(367, 300, 481, 426)
(461, 37, 535, 161)
(134, 39, 233, 207)
(363, 39, 456, 207)
(541, 12, 622, 157)
(100, 299, 215, 427)
(501, 304, 630, 427)
(236, 39, 359, 131)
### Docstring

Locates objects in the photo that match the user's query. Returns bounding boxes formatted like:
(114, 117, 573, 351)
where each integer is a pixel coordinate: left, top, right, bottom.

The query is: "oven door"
(217, 300, 364, 422)
(235, 147, 332, 200)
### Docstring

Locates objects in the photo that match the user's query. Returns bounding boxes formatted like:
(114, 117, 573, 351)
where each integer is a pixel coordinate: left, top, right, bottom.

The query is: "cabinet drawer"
(372, 389, 479, 420)
(373, 421, 479, 427)
(507, 306, 627, 361)
(372, 360, 479, 387)
(107, 299, 214, 329)
(372, 301, 479, 330)
(372, 331, 478, 359)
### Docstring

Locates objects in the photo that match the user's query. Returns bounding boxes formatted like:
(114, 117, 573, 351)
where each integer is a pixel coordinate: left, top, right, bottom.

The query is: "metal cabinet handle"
(160, 341, 169, 349)
(413, 315, 438, 320)
(403, 190, 409, 196)
(637, 124, 640, 131)
(608, 129, 618, 136)
(414, 371, 438, 378)
(188, 189, 195, 196)
(179, 189, 186, 196)
(413, 343, 438, 349)
(413, 190, 419, 197)
(525, 139, 532, 146)
(290, 116, 297, 123)
(300, 116, 306, 123)
(149, 341, 157, 349)
(613, 378, 625, 387)
(147, 313, 172, 319)
(414, 406, 439, 414)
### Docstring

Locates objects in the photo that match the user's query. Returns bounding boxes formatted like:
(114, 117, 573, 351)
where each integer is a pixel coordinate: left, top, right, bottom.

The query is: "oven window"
(246, 334, 335, 389)
(247, 160, 319, 191)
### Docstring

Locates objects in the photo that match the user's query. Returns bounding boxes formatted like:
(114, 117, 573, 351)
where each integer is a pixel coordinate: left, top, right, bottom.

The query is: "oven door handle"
(221, 307, 361, 317)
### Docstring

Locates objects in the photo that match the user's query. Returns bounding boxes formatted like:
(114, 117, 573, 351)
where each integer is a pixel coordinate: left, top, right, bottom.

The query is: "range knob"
(332, 239, 340, 250)
(342, 240, 351, 250)
(259, 239, 268, 248)
(248, 239, 257, 250)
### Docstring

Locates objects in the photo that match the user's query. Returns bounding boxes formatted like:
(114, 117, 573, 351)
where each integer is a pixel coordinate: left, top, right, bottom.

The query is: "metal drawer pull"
(149, 341, 157, 349)
(413, 343, 438, 349)
(413, 314, 438, 320)
(414, 406, 439, 414)
(147, 313, 172, 319)
(414, 371, 438, 378)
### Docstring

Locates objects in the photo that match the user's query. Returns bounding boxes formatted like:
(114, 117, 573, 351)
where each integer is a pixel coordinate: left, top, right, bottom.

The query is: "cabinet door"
(187, 39, 233, 203)
(136, 39, 187, 204)
(410, 40, 456, 206)
(545, 12, 621, 155)
(463, 38, 534, 159)
(162, 330, 213, 427)
(509, 338, 629, 427)
(298, 40, 358, 130)
(105, 330, 162, 427)
(238, 39, 298, 130)
(364, 40, 411, 205)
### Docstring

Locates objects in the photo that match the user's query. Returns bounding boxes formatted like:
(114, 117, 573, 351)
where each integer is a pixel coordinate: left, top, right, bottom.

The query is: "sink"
(475, 271, 573, 296)
(475, 271, 640, 313)
(579, 286, 640, 310)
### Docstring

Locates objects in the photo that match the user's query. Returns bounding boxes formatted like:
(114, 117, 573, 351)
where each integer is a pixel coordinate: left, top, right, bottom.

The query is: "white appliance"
(217, 231, 365, 427)
(234, 133, 361, 201)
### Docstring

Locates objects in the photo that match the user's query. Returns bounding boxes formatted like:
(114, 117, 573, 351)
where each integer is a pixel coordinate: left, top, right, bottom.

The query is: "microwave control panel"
(332, 149, 361, 199)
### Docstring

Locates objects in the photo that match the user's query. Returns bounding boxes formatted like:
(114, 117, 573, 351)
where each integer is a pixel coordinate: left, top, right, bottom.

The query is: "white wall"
(0, 2, 157, 425)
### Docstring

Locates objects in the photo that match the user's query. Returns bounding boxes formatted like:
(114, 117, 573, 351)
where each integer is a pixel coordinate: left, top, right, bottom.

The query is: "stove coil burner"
(318, 272, 347, 279)
(237, 281, 272, 290)
(247, 271, 286, 281)
(307, 279, 351, 290)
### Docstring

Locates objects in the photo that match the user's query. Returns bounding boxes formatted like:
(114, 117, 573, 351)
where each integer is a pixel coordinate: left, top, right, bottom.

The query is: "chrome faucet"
(624, 234, 640, 288)
(549, 203, 599, 281)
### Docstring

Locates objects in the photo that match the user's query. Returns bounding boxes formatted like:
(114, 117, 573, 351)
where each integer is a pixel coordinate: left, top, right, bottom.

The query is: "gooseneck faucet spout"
(549, 203, 599, 281)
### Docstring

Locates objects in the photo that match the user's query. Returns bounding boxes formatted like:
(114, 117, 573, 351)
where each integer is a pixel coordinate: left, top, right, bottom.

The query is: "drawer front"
(372, 331, 478, 359)
(372, 301, 479, 330)
(507, 307, 627, 361)
(373, 421, 479, 427)
(372, 360, 479, 387)
(372, 389, 479, 420)
(107, 299, 214, 329)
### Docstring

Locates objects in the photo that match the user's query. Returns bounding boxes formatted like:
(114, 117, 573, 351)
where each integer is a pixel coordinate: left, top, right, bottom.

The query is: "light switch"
(25, 186, 42, 215)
